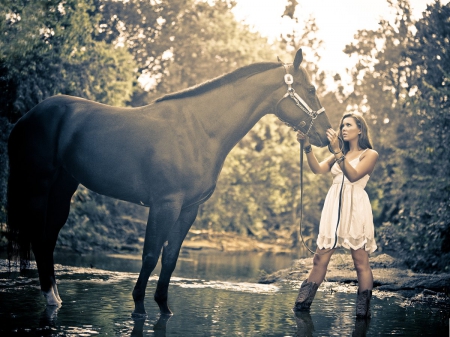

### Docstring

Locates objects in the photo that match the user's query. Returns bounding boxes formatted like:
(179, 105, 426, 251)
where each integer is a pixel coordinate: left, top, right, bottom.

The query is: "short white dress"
(317, 149, 377, 253)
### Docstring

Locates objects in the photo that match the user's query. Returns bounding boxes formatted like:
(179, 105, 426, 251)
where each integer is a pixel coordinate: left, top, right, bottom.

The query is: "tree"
(0, 0, 136, 121)
(387, 0, 450, 271)
(0, 0, 136, 238)
(95, 0, 281, 103)
(339, 0, 417, 223)
(339, 0, 450, 271)
(195, 3, 338, 247)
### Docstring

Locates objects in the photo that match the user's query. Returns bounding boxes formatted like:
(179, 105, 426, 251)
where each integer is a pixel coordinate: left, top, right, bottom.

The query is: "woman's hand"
(297, 131, 311, 146)
(326, 128, 341, 153)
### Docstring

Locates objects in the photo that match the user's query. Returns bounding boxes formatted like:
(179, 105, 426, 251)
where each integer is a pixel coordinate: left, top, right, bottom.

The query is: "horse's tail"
(6, 120, 33, 268)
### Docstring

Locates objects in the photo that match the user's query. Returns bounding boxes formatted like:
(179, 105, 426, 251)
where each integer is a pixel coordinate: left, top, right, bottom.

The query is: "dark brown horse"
(7, 49, 331, 317)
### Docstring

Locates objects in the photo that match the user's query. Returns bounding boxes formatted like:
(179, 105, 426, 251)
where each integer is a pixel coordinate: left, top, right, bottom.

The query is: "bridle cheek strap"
(275, 70, 326, 135)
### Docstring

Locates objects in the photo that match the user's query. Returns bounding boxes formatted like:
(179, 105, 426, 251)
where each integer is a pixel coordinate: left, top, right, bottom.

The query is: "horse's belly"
(62, 146, 206, 208)
(72, 166, 151, 206)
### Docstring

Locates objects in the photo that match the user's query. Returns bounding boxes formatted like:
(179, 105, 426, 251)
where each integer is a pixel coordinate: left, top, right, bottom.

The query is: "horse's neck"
(193, 67, 283, 155)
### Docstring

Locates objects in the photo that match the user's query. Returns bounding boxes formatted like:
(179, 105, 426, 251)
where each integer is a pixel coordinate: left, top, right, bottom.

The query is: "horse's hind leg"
(33, 168, 78, 306)
(155, 206, 199, 315)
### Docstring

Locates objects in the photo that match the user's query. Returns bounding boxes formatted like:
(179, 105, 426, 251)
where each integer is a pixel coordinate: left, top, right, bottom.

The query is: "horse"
(6, 48, 331, 317)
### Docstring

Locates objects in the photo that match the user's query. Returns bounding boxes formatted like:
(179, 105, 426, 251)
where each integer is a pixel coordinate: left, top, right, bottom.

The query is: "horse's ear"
(293, 48, 303, 69)
(277, 56, 283, 63)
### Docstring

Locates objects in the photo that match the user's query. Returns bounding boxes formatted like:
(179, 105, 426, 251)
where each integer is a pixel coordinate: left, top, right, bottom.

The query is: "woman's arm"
(337, 150, 379, 182)
(327, 129, 379, 182)
(297, 132, 334, 175)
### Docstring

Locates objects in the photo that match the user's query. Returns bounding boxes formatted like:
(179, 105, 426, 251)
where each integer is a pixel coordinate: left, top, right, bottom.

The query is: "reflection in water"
(352, 317, 371, 337)
(131, 318, 146, 337)
(131, 315, 171, 337)
(39, 305, 60, 328)
(294, 311, 371, 337)
(153, 315, 171, 337)
(1, 254, 449, 336)
(294, 311, 314, 337)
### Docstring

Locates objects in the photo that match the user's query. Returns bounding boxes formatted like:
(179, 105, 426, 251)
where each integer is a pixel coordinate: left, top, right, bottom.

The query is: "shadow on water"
(1, 251, 449, 336)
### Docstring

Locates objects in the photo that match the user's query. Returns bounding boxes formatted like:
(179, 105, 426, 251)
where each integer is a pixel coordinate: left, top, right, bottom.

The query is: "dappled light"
(0, 0, 449, 335)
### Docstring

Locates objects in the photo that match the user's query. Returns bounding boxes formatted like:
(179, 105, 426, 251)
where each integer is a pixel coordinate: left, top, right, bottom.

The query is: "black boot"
(355, 289, 372, 318)
(293, 280, 319, 311)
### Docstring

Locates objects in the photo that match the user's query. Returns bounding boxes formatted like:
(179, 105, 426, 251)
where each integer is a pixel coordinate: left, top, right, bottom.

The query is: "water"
(0, 250, 449, 336)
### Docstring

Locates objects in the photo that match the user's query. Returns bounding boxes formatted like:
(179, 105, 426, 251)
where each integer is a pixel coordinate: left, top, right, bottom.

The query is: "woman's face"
(340, 117, 361, 142)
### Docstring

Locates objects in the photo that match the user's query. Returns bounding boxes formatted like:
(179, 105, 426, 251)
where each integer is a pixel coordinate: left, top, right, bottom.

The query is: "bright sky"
(232, 0, 446, 76)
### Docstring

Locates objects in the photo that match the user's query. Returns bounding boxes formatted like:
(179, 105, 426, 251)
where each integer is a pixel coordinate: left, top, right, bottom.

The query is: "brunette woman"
(294, 113, 378, 317)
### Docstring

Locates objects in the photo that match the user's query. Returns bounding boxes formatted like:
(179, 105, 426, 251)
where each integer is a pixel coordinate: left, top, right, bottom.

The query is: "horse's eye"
(308, 86, 316, 94)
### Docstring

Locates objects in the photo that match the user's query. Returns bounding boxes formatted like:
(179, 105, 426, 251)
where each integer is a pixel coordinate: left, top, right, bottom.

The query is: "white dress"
(317, 150, 377, 253)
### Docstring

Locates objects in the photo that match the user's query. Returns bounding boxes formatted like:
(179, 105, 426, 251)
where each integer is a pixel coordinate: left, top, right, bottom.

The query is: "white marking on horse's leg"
(42, 288, 62, 306)
(52, 282, 62, 303)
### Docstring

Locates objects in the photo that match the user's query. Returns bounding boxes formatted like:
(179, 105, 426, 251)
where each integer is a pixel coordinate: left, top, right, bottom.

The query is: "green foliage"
(342, 0, 450, 272)
(384, 1, 450, 271)
(195, 115, 333, 248)
(102, 0, 282, 99)
(193, 10, 334, 248)
(0, 0, 136, 246)
(0, 0, 136, 121)
(58, 186, 147, 252)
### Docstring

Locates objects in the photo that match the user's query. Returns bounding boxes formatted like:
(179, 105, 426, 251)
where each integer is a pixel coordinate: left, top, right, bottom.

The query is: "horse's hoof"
(157, 303, 173, 316)
(42, 290, 62, 307)
(131, 311, 148, 319)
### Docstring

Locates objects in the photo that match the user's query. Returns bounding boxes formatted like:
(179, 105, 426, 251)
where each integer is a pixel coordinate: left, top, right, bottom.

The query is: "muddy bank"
(258, 252, 450, 308)
(181, 230, 292, 253)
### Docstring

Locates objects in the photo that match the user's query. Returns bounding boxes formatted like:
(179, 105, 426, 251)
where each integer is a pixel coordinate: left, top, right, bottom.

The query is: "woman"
(293, 113, 378, 318)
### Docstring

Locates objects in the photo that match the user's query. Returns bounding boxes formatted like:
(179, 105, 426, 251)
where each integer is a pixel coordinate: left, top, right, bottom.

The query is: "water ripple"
(172, 277, 280, 294)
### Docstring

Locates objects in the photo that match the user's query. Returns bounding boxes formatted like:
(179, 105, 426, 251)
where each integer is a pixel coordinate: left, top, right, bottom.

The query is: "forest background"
(0, 0, 448, 273)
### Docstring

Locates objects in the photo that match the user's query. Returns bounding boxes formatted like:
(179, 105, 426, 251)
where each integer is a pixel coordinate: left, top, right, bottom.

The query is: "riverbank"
(181, 229, 293, 253)
(258, 252, 450, 309)
(3, 226, 449, 310)
(182, 232, 450, 309)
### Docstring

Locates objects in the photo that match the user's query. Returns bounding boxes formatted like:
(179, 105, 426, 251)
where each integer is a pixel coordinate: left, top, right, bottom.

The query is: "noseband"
(275, 64, 325, 135)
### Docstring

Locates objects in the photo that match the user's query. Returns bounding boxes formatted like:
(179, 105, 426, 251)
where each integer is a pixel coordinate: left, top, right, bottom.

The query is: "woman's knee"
(312, 253, 331, 269)
(352, 249, 370, 272)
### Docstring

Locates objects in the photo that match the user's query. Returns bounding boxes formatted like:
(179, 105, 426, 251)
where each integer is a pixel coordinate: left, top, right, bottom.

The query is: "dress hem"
(317, 236, 377, 254)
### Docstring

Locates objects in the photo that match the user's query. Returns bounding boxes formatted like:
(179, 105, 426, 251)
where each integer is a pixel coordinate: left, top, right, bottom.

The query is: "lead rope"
(298, 140, 345, 256)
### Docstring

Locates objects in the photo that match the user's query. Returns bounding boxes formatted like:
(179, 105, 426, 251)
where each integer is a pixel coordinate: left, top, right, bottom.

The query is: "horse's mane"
(154, 62, 281, 102)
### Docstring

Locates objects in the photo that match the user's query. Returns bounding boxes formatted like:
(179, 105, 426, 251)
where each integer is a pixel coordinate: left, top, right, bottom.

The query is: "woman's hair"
(339, 113, 373, 154)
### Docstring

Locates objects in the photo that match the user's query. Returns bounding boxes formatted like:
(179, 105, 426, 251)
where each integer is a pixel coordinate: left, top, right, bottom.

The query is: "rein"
(274, 62, 342, 255)
(298, 140, 345, 255)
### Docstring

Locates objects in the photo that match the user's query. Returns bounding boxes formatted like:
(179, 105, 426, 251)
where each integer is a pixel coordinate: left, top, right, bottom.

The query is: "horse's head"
(274, 49, 331, 147)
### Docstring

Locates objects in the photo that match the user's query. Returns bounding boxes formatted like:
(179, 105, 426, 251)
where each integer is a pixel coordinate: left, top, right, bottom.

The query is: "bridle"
(275, 63, 325, 136)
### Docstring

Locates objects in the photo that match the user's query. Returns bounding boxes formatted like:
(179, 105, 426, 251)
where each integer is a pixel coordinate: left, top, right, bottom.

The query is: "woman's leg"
(307, 248, 336, 284)
(293, 248, 335, 311)
(351, 248, 373, 291)
(351, 248, 373, 317)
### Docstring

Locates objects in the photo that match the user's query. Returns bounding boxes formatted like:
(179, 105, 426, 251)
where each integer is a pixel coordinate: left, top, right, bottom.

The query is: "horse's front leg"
(154, 206, 199, 315)
(132, 201, 182, 318)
